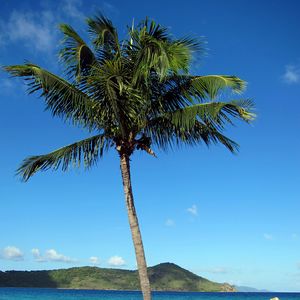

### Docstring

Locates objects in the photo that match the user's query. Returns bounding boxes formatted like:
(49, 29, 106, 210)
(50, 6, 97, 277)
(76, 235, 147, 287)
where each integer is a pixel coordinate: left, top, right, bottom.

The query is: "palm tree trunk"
(119, 153, 151, 300)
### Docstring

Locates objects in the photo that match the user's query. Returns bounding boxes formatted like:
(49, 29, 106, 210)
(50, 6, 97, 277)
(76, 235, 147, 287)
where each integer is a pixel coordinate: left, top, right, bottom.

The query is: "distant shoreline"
(0, 263, 236, 292)
(0, 287, 297, 294)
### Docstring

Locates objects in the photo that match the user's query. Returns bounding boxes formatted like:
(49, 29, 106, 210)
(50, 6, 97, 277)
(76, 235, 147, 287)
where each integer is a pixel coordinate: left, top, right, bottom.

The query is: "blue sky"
(0, 0, 300, 292)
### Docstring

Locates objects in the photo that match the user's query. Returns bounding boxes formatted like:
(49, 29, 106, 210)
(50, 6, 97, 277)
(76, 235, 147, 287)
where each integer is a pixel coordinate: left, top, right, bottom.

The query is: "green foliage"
(0, 263, 235, 292)
(59, 23, 96, 80)
(86, 15, 120, 52)
(17, 134, 112, 181)
(3, 14, 255, 181)
(4, 64, 100, 130)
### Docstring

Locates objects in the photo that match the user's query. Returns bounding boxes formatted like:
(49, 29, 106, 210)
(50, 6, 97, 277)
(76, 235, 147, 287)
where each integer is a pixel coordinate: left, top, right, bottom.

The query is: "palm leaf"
(59, 24, 96, 80)
(4, 64, 100, 129)
(145, 116, 239, 153)
(138, 18, 169, 41)
(131, 37, 196, 83)
(128, 19, 202, 84)
(86, 14, 119, 52)
(161, 75, 246, 103)
(191, 75, 246, 99)
(179, 120, 239, 152)
(170, 99, 255, 130)
(17, 134, 111, 181)
(86, 59, 145, 137)
(148, 75, 247, 120)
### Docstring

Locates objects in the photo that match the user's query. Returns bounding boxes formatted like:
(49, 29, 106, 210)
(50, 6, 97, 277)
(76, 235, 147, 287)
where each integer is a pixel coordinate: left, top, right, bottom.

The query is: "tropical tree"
(4, 15, 255, 300)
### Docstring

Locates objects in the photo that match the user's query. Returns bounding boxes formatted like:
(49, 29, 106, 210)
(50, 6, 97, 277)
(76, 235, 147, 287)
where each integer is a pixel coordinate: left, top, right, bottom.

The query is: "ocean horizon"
(0, 288, 299, 300)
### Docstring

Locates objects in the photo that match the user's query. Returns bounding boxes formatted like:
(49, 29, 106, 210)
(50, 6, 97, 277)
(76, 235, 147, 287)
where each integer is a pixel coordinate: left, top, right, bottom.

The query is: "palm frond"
(149, 74, 247, 119)
(145, 97, 255, 152)
(191, 75, 246, 99)
(59, 24, 96, 80)
(170, 99, 255, 130)
(138, 18, 169, 41)
(178, 120, 239, 153)
(86, 59, 145, 137)
(130, 38, 194, 83)
(17, 134, 112, 181)
(166, 74, 246, 101)
(129, 22, 201, 84)
(86, 14, 119, 53)
(4, 64, 100, 129)
(145, 116, 239, 153)
(128, 18, 203, 85)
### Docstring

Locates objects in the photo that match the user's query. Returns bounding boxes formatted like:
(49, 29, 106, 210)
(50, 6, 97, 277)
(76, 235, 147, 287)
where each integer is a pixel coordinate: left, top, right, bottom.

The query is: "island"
(0, 262, 236, 292)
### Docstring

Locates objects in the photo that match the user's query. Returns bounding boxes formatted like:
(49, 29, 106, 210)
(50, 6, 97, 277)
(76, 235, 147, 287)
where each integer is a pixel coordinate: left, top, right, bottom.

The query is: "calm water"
(0, 289, 299, 300)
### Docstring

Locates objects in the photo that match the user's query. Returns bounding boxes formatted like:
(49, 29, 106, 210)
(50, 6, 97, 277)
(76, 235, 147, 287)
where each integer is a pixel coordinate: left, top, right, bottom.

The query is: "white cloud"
(0, 0, 84, 54)
(89, 256, 100, 265)
(263, 233, 273, 240)
(45, 249, 76, 263)
(31, 248, 47, 262)
(0, 246, 24, 261)
(61, 0, 85, 19)
(283, 64, 300, 84)
(165, 219, 175, 227)
(187, 204, 198, 216)
(32, 248, 77, 263)
(108, 255, 126, 266)
(31, 248, 40, 257)
(4, 10, 57, 53)
(102, 2, 119, 15)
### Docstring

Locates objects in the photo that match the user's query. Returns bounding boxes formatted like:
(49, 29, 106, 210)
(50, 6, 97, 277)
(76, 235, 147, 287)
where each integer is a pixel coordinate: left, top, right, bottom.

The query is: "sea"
(0, 289, 299, 300)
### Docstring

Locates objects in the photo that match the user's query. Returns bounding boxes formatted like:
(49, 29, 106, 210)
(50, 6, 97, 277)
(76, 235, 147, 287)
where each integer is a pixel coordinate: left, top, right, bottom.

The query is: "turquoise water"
(0, 289, 299, 300)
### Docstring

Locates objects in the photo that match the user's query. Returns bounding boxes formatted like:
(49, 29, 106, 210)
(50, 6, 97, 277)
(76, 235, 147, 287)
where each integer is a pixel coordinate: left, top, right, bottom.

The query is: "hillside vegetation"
(0, 262, 235, 292)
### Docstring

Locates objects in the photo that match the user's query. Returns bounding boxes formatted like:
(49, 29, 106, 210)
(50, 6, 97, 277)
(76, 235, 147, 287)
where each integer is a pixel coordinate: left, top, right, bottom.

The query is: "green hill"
(0, 262, 236, 292)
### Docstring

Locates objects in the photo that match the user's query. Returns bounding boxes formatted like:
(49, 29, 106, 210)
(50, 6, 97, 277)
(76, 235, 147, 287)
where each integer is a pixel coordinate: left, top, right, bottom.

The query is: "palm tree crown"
(5, 15, 254, 180)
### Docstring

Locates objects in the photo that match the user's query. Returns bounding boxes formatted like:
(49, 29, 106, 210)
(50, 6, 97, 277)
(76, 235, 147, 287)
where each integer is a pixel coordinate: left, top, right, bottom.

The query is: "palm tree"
(4, 15, 255, 300)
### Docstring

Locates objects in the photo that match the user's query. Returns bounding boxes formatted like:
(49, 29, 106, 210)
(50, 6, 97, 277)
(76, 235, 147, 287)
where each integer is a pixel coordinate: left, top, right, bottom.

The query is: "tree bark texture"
(119, 153, 151, 300)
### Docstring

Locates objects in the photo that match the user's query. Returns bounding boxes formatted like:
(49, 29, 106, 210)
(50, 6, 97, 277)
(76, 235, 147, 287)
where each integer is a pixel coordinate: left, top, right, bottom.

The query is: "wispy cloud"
(31, 248, 47, 262)
(187, 204, 198, 216)
(5, 10, 58, 53)
(100, 2, 120, 17)
(263, 233, 273, 240)
(283, 64, 300, 84)
(108, 255, 126, 266)
(0, 0, 85, 54)
(61, 0, 85, 19)
(32, 248, 77, 263)
(0, 246, 24, 261)
(89, 256, 100, 265)
(165, 219, 175, 227)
